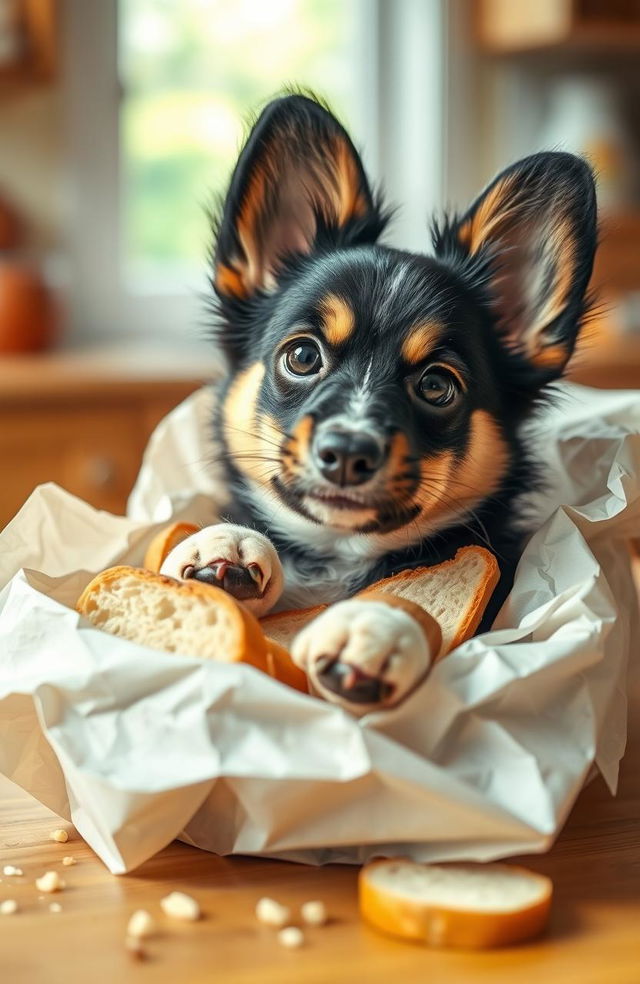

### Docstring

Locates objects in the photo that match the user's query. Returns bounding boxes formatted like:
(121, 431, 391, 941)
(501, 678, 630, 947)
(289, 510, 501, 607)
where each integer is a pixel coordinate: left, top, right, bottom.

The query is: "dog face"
(212, 95, 597, 549)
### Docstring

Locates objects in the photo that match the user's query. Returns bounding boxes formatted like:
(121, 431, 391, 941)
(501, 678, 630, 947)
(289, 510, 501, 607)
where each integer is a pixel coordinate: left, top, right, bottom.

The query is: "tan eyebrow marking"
(401, 322, 443, 365)
(319, 294, 355, 346)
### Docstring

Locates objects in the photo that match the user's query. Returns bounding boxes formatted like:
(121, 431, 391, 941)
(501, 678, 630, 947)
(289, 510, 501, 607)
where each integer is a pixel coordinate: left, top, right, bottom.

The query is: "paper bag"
(0, 382, 638, 873)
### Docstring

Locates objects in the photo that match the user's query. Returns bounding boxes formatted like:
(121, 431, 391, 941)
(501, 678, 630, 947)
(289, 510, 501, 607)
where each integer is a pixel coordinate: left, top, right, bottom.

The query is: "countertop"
(0, 680, 638, 983)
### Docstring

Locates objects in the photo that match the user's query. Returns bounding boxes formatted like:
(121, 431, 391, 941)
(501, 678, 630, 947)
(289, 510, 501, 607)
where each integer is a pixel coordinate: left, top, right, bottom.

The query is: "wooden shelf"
(476, 0, 640, 54)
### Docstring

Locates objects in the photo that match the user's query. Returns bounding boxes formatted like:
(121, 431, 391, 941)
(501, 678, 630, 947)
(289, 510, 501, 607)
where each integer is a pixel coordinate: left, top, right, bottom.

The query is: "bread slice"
(260, 605, 327, 649)
(360, 590, 442, 654)
(260, 547, 498, 658)
(76, 565, 307, 691)
(144, 522, 200, 573)
(358, 546, 499, 657)
(359, 859, 552, 949)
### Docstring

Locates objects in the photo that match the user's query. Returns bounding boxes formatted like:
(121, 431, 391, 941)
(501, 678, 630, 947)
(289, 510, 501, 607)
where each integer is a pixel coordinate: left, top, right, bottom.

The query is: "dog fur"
(207, 94, 597, 622)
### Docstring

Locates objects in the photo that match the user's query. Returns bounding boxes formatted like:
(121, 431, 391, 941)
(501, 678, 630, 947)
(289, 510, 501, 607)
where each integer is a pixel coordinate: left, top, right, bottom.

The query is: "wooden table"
(1, 673, 639, 984)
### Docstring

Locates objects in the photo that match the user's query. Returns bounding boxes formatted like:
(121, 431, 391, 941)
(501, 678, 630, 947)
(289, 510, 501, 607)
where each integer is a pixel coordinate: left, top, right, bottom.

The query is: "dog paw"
(291, 599, 433, 715)
(159, 523, 283, 617)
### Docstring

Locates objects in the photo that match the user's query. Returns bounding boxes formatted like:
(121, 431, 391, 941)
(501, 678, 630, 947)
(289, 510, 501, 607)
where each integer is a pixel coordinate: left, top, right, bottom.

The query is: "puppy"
(162, 94, 597, 714)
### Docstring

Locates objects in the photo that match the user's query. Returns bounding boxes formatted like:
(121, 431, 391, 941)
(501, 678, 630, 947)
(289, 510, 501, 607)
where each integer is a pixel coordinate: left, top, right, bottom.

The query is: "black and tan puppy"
(162, 94, 597, 713)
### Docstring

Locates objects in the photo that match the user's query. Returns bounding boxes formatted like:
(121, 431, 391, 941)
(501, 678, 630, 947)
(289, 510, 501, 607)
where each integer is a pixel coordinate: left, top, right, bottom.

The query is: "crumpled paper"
(0, 382, 638, 874)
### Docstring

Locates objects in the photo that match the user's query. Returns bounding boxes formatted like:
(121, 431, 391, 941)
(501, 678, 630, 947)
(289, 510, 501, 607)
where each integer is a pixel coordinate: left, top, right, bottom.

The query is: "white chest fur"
(278, 553, 376, 611)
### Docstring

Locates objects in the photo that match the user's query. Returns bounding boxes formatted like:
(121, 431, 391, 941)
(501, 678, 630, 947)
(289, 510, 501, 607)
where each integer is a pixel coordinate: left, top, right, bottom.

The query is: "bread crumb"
(35, 871, 64, 893)
(255, 897, 291, 927)
(0, 899, 18, 915)
(62, 856, 76, 867)
(278, 926, 304, 948)
(49, 829, 69, 844)
(3, 866, 23, 877)
(160, 891, 200, 921)
(301, 900, 328, 926)
(127, 909, 156, 938)
(49, 902, 62, 914)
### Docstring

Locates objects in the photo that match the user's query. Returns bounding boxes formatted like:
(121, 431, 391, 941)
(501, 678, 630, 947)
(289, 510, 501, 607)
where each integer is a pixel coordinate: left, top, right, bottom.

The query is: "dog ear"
(213, 94, 385, 301)
(441, 152, 597, 379)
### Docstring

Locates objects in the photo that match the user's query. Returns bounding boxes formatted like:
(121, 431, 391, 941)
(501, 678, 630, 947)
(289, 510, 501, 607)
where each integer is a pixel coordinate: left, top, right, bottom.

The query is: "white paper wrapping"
(0, 382, 638, 874)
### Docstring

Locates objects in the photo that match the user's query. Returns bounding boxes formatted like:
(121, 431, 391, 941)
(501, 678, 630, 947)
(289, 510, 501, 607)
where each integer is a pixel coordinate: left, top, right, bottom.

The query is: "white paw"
(160, 523, 283, 617)
(291, 599, 433, 715)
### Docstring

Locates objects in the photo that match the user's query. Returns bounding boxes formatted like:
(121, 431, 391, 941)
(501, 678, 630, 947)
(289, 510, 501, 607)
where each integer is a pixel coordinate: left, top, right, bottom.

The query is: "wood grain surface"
(1, 553, 639, 984)
(0, 668, 638, 984)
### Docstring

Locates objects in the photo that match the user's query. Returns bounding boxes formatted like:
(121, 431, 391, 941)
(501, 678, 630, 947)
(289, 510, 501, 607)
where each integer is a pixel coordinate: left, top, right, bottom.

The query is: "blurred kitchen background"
(2, 0, 640, 528)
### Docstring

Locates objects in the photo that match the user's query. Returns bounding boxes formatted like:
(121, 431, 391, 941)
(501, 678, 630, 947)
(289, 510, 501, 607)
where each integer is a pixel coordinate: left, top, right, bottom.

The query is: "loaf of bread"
(76, 565, 308, 692)
(359, 859, 552, 948)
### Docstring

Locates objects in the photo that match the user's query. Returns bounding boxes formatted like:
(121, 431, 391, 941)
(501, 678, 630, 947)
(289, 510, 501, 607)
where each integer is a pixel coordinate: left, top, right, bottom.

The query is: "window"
(119, 0, 362, 286)
(63, 0, 446, 347)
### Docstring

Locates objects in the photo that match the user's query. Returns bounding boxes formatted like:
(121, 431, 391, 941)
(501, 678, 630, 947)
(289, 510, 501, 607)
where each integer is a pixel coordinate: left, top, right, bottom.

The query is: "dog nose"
(314, 430, 385, 486)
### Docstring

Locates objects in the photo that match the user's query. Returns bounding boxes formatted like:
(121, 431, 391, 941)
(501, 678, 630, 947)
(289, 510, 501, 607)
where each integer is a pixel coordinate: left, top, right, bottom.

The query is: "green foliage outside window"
(119, 0, 358, 279)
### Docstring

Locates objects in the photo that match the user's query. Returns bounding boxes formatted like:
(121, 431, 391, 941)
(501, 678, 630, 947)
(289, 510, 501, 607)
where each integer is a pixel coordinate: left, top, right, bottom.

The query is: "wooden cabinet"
(0, 349, 214, 530)
(1, 406, 143, 519)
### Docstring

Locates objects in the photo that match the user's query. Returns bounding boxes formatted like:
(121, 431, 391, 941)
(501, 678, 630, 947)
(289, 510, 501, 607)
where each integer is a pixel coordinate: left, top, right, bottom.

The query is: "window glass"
(119, 0, 360, 284)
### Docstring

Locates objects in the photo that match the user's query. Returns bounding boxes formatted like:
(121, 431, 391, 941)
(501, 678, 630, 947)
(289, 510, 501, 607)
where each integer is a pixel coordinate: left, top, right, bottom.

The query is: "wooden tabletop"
(0, 670, 639, 984)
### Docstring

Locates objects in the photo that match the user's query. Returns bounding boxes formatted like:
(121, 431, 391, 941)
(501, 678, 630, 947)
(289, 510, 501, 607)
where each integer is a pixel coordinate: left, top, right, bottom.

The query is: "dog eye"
(417, 367, 458, 406)
(283, 339, 322, 377)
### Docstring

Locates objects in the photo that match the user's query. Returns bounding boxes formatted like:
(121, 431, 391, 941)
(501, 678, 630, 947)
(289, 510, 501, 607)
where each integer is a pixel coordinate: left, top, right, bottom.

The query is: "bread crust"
(77, 565, 310, 693)
(359, 546, 499, 657)
(77, 565, 269, 671)
(143, 522, 200, 573)
(264, 638, 309, 693)
(359, 859, 552, 949)
(77, 544, 499, 695)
